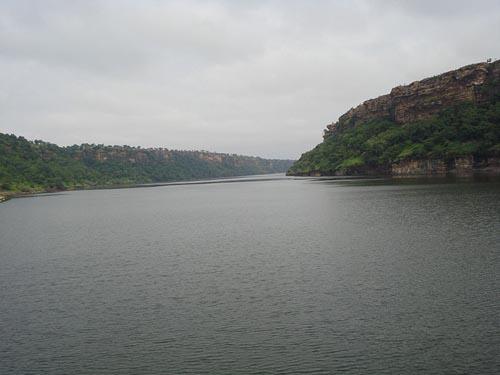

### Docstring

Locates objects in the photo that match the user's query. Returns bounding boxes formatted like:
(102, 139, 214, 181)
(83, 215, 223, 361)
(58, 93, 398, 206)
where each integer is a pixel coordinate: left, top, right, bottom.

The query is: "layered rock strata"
(324, 59, 500, 138)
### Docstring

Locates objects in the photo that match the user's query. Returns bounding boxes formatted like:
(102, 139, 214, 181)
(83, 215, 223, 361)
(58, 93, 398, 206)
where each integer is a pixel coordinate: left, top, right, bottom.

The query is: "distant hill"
(288, 59, 500, 176)
(0, 134, 294, 193)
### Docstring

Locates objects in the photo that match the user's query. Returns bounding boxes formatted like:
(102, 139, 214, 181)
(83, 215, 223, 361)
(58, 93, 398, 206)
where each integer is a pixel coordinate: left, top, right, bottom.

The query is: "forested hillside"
(288, 101, 500, 176)
(288, 59, 500, 176)
(0, 134, 293, 192)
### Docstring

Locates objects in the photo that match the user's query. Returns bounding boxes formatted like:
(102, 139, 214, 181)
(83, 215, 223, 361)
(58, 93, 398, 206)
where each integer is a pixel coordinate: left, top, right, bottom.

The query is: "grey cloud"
(1, 0, 499, 159)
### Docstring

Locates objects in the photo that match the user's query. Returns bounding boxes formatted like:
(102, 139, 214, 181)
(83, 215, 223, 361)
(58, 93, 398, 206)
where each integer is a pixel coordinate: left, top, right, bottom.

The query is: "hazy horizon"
(1, 0, 500, 159)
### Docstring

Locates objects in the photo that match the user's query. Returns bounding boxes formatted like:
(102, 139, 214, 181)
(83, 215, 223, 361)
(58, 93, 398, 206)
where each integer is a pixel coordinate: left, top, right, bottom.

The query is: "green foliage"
(0, 135, 294, 192)
(397, 144, 425, 160)
(288, 100, 500, 175)
(338, 156, 364, 169)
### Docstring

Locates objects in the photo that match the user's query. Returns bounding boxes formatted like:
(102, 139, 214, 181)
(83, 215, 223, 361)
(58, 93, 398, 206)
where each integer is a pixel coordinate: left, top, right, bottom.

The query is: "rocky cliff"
(288, 59, 500, 177)
(324, 59, 500, 138)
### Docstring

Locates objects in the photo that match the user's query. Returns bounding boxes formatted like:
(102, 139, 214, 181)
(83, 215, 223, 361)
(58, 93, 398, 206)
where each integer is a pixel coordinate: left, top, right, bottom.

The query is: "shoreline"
(287, 167, 500, 179)
(0, 173, 289, 203)
(2, 172, 499, 204)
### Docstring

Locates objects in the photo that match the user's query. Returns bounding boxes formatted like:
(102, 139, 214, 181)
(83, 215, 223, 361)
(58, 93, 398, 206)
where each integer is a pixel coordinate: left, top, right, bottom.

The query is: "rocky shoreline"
(0, 194, 10, 203)
(391, 156, 500, 177)
(289, 157, 500, 178)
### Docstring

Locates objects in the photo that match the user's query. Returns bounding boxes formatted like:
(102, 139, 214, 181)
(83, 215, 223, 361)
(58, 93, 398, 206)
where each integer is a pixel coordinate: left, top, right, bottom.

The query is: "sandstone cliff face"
(390, 157, 500, 177)
(324, 59, 500, 138)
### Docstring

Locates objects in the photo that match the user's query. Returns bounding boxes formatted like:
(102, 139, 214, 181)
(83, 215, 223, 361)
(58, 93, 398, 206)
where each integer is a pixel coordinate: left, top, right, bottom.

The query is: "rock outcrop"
(390, 157, 500, 177)
(324, 59, 500, 138)
(288, 59, 500, 177)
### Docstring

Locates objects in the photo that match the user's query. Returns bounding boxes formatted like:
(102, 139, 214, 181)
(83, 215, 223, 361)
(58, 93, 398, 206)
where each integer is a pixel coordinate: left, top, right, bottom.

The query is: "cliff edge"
(324, 60, 500, 137)
(288, 59, 500, 177)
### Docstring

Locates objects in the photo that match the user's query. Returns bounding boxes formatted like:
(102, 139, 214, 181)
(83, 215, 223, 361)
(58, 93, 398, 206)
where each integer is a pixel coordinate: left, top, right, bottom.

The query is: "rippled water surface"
(1, 175, 499, 374)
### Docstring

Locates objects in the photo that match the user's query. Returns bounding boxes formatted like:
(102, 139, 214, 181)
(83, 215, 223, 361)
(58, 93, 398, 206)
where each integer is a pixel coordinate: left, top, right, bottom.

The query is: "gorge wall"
(390, 157, 500, 177)
(288, 59, 500, 177)
(324, 59, 500, 138)
(0, 133, 294, 193)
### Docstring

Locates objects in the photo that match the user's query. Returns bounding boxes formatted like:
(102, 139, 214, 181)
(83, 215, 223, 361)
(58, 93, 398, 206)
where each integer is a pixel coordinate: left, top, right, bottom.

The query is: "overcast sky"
(1, 0, 499, 159)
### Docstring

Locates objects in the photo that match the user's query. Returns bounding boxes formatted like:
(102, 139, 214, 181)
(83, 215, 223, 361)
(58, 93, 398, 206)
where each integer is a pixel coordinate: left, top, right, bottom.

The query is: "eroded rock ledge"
(391, 157, 500, 177)
(288, 59, 500, 177)
(324, 59, 500, 138)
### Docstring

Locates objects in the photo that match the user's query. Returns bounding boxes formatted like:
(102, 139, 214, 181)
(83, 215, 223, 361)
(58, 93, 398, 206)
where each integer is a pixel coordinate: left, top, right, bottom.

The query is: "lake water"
(1, 175, 499, 374)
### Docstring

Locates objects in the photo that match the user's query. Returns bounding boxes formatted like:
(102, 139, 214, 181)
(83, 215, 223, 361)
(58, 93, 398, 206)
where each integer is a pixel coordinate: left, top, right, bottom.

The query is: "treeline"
(288, 99, 500, 176)
(0, 136, 294, 192)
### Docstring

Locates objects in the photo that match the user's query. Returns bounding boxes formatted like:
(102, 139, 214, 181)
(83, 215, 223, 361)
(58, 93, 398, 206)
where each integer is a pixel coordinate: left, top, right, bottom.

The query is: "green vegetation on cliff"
(289, 59, 500, 177)
(0, 135, 293, 193)
(288, 100, 500, 176)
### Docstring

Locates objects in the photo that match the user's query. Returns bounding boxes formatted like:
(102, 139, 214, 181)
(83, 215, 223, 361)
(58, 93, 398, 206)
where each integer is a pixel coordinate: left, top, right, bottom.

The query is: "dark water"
(1, 175, 499, 374)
